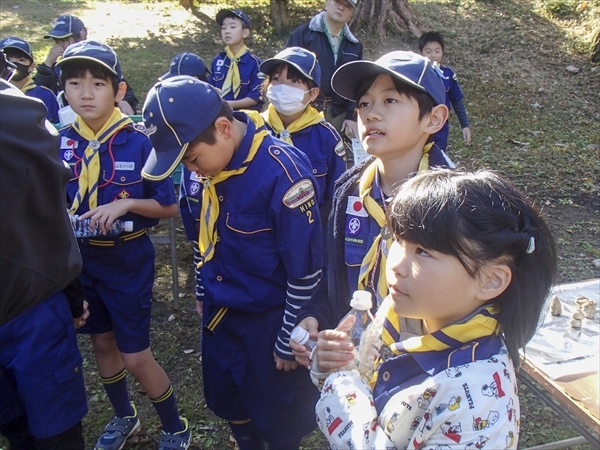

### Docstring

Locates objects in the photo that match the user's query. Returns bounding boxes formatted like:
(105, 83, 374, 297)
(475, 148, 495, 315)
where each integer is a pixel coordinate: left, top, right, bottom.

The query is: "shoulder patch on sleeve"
(334, 140, 345, 157)
(132, 122, 147, 133)
(282, 179, 315, 209)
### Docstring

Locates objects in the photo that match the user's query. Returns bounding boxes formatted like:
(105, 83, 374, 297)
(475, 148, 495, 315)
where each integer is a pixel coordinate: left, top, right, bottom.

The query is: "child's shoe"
(94, 403, 141, 450)
(158, 417, 191, 450)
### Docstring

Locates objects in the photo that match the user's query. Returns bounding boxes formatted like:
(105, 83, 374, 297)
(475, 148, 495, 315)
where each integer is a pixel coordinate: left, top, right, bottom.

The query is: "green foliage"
(542, 0, 582, 18)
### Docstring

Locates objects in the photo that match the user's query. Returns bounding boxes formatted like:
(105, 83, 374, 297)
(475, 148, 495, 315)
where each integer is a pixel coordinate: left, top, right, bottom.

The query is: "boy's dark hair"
(189, 101, 234, 147)
(387, 169, 557, 368)
(222, 13, 250, 30)
(356, 74, 436, 121)
(418, 31, 445, 52)
(3, 48, 33, 64)
(60, 60, 120, 96)
(261, 62, 318, 95)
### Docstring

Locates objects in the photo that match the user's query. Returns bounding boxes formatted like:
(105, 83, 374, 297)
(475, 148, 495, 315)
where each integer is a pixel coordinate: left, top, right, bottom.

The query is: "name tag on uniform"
(115, 161, 135, 171)
(60, 136, 78, 149)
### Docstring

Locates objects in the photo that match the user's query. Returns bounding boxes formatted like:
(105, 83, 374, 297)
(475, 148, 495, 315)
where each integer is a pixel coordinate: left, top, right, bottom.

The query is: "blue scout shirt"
(264, 120, 346, 206)
(25, 84, 59, 124)
(60, 124, 176, 229)
(209, 50, 263, 111)
(432, 65, 466, 150)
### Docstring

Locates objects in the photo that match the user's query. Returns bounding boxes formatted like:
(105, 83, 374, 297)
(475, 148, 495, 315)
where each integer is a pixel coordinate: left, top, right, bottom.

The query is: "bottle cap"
(350, 290, 372, 310)
(123, 221, 134, 232)
(290, 327, 310, 346)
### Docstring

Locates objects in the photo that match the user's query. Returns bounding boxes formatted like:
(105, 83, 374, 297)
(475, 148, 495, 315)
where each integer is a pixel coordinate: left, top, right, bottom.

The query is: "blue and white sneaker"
(94, 403, 141, 450)
(158, 418, 191, 450)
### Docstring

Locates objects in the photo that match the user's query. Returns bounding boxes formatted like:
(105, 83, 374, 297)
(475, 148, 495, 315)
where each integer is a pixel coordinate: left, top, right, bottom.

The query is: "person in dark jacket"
(0, 51, 88, 450)
(286, 0, 363, 158)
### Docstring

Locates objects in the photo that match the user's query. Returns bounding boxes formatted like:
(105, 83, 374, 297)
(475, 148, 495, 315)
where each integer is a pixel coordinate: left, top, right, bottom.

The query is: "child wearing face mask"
(261, 47, 346, 223)
(0, 37, 60, 123)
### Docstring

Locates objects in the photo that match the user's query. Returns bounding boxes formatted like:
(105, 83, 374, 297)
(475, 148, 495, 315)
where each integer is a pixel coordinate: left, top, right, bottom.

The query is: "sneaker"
(158, 417, 191, 450)
(94, 403, 141, 450)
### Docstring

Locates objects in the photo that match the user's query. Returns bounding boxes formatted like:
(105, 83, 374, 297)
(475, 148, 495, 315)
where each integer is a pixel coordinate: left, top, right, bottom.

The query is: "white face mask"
(267, 84, 310, 116)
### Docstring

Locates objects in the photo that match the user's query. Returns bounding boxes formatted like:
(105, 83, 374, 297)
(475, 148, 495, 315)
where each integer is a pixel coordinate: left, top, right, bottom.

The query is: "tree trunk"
(592, 29, 600, 62)
(350, 0, 427, 40)
(182, 0, 218, 24)
(270, 0, 291, 31)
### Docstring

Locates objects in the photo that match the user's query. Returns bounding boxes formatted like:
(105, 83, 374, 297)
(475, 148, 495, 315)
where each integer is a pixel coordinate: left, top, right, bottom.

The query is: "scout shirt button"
(218, 195, 224, 201)
(74, 366, 80, 373)
(382, 371, 390, 381)
(216, 276, 223, 281)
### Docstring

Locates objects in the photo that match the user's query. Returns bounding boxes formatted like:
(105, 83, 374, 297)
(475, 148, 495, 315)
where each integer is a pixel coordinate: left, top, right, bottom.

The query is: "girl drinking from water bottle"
(313, 169, 557, 449)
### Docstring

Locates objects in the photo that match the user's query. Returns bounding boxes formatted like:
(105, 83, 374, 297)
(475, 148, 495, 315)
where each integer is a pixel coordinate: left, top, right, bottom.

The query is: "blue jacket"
(25, 83, 59, 124)
(286, 11, 363, 119)
(209, 49, 263, 110)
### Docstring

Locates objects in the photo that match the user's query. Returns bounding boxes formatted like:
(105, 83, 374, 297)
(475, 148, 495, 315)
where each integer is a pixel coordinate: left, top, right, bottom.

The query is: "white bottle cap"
(123, 221, 134, 232)
(350, 290, 372, 310)
(290, 327, 310, 346)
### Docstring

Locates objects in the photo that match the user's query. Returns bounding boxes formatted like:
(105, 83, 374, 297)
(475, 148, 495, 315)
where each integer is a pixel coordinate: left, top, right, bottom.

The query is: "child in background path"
(314, 169, 557, 449)
(141, 76, 323, 450)
(0, 36, 59, 123)
(419, 31, 472, 152)
(209, 9, 263, 111)
(290, 51, 453, 367)
(58, 40, 191, 450)
(260, 46, 346, 225)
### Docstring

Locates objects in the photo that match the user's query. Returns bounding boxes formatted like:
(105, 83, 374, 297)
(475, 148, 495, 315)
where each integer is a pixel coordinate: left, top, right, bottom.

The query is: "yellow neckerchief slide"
(69, 108, 132, 214)
(262, 104, 323, 145)
(197, 119, 268, 266)
(357, 143, 433, 306)
(221, 44, 249, 99)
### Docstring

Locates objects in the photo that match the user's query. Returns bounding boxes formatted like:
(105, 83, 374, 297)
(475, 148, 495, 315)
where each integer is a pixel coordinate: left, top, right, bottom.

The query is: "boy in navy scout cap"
(209, 9, 263, 111)
(0, 36, 60, 123)
(260, 46, 346, 227)
(142, 76, 324, 450)
(159, 51, 209, 81)
(57, 41, 191, 450)
(290, 51, 454, 367)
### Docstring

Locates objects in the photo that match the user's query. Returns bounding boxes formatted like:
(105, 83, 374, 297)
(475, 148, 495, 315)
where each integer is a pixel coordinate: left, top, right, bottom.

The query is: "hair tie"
(526, 236, 536, 254)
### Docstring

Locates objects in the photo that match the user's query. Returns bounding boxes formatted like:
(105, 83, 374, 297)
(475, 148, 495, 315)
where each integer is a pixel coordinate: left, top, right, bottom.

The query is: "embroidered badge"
(133, 123, 146, 133)
(348, 217, 361, 235)
(63, 149, 74, 161)
(282, 179, 315, 209)
(189, 182, 200, 196)
(60, 136, 78, 149)
(113, 190, 130, 201)
(334, 140, 345, 157)
(345, 196, 368, 217)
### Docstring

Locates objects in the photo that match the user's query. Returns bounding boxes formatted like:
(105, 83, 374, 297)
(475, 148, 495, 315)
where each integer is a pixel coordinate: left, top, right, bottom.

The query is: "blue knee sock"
(150, 385, 183, 433)
(100, 369, 134, 418)
(229, 421, 265, 450)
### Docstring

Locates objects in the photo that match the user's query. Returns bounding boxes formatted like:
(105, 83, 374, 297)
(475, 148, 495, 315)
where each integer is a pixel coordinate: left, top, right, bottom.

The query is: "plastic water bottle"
(357, 297, 390, 381)
(70, 216, 133, 238)
(290, 326, 317, 352)
(336, 291, 374, 371)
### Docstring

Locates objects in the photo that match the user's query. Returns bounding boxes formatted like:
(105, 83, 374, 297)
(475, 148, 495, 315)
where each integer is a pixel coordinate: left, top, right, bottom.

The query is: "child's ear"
(423, 104, 449, 135)
(115, 81, 127, 103)
(214, 116, 232, 139)
(28, 62, 36, 73)
(242, 28, 250, 39)
(308, 87, 320, 102)
(476, 263, 512, 302)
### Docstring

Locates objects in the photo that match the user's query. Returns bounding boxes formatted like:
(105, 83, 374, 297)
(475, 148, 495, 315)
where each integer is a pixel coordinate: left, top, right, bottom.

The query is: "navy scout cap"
(44, 14, 86, 39)
(0, 37, 34, 60)
(332, 50, 446, 106)
(159, 52, 209, 81)
(142, 76, 223, 181)
(260, 47, 321, 88)
(57, 40, 123, 80)
(216, 9, 251, 28)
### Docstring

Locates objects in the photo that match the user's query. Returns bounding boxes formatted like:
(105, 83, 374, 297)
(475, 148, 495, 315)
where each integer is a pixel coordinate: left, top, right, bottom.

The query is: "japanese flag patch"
(346, 196, 368, 217)
(61, 136, 78, 149)
(282, 179, 315, 209)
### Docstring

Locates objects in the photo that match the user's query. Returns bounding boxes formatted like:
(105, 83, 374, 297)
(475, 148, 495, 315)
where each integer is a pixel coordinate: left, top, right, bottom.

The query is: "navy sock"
(229, 421, 265, 450)
(100, 369, 134, 418)
(150, 385, 183, 433)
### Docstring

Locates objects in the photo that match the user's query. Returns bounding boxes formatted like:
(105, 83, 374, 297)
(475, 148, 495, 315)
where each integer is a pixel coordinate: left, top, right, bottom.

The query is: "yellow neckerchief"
(357, 143, 433, 306)
(261, 104, 323, 145)
(68, 108, 132, 214)
(221, 45, 248, 99)
(197, 116, 268, 266)
(371, 302, 500, 387)
(20, 77, 36, 94)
